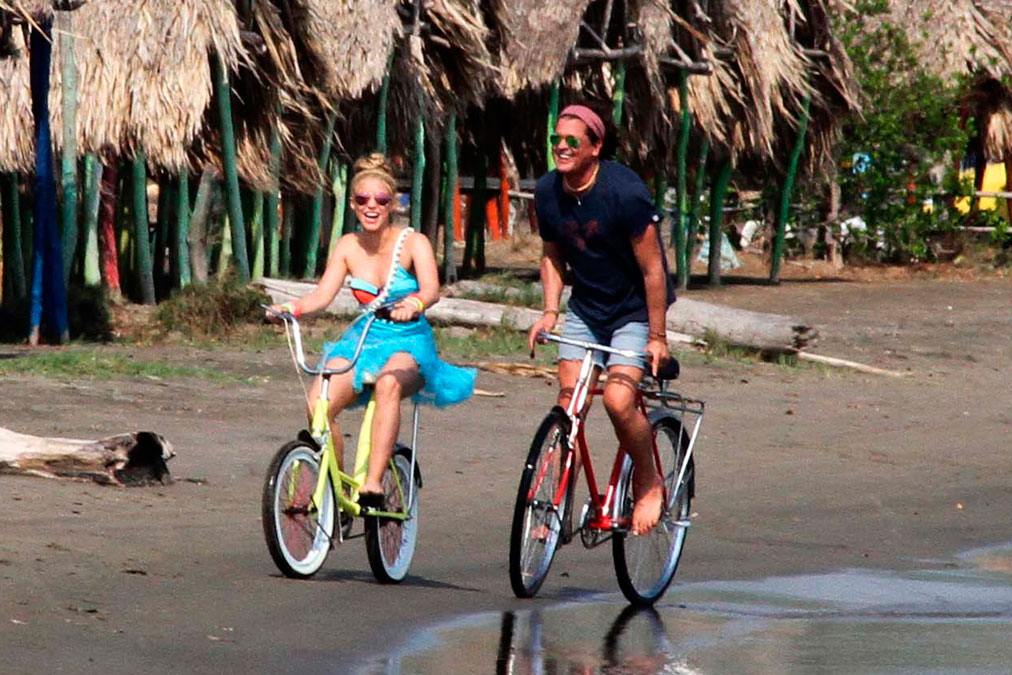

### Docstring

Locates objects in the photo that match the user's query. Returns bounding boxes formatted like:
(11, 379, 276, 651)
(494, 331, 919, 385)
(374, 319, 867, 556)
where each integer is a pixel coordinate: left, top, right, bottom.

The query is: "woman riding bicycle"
(268, 153, 474, 505)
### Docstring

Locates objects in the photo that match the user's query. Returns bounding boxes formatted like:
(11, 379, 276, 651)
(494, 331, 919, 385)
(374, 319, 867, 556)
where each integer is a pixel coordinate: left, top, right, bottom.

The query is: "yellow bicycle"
(261, 304, 422, 582)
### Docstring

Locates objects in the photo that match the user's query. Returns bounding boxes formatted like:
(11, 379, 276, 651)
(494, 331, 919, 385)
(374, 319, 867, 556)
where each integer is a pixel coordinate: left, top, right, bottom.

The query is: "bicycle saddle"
(653, 358, 680, 381)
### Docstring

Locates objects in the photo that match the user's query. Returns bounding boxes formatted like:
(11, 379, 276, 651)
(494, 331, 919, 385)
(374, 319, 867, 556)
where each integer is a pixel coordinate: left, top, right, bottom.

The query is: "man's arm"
(528, 240, 566, 354)
(630, 223, 669, 375)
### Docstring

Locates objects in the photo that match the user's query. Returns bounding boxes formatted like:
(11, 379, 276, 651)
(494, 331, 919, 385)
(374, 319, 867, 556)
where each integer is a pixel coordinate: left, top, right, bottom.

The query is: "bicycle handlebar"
(263, 302, 398, 377)
(535, 330, 647, 361)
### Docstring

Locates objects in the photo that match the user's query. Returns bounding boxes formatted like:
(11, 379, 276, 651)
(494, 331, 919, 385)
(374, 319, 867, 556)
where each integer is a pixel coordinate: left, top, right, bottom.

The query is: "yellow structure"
(955, 162, 1011, 220)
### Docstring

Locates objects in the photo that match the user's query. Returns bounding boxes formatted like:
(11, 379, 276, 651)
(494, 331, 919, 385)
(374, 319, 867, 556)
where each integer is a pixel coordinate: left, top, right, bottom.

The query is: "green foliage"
(0, 284, 112, 343)
(0, 347, 234, 380)
(153, 279, 270, 338)
(836, 0, 973, 262)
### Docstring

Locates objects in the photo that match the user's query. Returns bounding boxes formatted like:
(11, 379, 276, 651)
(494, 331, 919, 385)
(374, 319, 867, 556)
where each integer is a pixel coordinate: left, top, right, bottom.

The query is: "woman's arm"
(270, 235, 350, 319)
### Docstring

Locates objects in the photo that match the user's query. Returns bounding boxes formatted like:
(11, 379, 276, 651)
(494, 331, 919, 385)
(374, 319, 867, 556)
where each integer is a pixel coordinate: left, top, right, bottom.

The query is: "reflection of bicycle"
(509, 332, 704, 605)
(260, 305, 422, 583)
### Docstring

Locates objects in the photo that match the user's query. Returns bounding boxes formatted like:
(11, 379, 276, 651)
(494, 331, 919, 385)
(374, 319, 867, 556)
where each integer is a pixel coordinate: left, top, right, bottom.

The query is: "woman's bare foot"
(631, 473, 664, 535)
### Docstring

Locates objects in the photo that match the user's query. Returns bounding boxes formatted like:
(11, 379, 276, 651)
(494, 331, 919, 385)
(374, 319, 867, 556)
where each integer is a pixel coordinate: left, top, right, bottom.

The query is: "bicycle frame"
(535, 332, 704, 537)
(266, 305, 419, 543)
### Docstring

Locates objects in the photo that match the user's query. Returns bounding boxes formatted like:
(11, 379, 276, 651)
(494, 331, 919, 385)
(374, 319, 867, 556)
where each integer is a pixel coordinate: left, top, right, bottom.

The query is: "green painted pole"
(612, 60, 626, 126)
(770, 94, 811, 285)
(131, 154, 155, 304)
(546, 82, 560, 171)
(305, 111, 337, 278)
(59, 12, 79, 288)
(329, 160, 348, 255)
(708, 159, 732, 287)
(686, 138, 710, 274)
(81, 156, 101, 287)
(266, 122, 281, 278)
(279, 195, 293, 277)
(376, 56, 393, 153)
(673, 68, 691, 289)
(249, 190, 264, 280)
(442, 110, 459, 283)
(175, 171, 191, 288)
(462, 153, 488, 276)
(411, 115, 426, 232)
(211, 53, 249, 283)
(2, 174, 26, 302)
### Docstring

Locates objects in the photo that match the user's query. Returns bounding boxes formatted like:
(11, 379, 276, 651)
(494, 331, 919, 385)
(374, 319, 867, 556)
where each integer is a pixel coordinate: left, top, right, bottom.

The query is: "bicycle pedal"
(340, 513, 354, 538)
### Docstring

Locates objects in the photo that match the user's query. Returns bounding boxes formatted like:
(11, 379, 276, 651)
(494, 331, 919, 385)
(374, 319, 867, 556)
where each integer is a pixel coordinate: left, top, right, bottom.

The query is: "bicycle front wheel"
(365, 447, 421, 583)
(261, 440, 335, 579)
(612, 416, 691, 605)
(509, 408, 573, 599)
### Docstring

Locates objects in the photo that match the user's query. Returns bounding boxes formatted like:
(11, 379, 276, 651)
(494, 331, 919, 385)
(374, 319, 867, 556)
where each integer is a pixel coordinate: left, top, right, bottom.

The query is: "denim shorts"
(559, 311, 649, 370)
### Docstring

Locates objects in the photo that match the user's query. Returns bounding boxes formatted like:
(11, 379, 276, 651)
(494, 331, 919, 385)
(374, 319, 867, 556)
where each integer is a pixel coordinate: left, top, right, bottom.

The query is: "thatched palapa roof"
(0, 1, 248, 175)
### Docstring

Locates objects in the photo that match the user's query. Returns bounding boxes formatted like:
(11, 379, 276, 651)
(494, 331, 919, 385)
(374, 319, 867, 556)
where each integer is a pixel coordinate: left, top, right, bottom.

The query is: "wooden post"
(131, 154, 155, 304)
(1, 174, 26, 303)
(327, 160, 347, 254)
(154, 175, 171, 294)
(248, 189, 264, 280)
(305, 111, 337, 279)
(279, 195, 293, 278)
(376, 57, 392, 153)
(28, 16, 69, 344)
(266, 123, 281, 278)
(442, 111, 459, 283)
(498, 147, 510, 239)
(423, 122, 442, 248)
(411, 114, 425, 233)
(611, 59, 626, 126)
(211, 53, 249, 283)
(175, 171, 191, 288)
(187, 168, 214, 284)
(707, 159, 732, 287)
(686, 138, 710, 276)
(770, 95, 811, 285)
(546, 82, 560, 171)
(81, 157, 102, 287)
(97, 164, 121, 297)
(58, 10, 79, 289)
(673, 69, 691, 290)
(463, 153, 488, 276)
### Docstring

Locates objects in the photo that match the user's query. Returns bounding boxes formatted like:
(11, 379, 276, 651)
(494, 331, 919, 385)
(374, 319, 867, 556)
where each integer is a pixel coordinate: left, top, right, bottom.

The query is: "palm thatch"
(704, 0, 814, 165)
(485, 0, 592, 98)
(284, 0, 400, 102)
(0, 1, 248, 176)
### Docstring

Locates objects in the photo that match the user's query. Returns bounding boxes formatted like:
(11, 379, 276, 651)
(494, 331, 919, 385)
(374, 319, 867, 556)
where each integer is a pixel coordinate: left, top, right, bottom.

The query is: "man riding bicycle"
(528, 103, 675, 536)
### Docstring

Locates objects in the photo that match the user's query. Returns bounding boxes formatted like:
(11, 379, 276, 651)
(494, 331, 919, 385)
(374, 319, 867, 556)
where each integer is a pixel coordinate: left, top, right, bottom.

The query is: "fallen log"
(0, 428, 174, 486)
(258, 278, 697, 346)
(446, 279, 818, 351)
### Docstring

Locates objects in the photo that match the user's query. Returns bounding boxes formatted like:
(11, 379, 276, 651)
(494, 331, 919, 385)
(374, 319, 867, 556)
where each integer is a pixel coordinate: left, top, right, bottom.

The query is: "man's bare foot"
(630, 475, 664, 535)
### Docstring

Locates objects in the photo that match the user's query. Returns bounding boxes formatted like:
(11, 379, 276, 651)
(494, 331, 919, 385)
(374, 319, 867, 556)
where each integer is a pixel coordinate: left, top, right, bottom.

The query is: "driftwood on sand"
(260, 278, 813, 352)
(0, 427, 174, 486)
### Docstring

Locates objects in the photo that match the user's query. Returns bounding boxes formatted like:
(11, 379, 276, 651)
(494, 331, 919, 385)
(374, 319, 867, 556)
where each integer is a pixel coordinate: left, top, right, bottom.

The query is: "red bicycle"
(508, 332, 704, 605)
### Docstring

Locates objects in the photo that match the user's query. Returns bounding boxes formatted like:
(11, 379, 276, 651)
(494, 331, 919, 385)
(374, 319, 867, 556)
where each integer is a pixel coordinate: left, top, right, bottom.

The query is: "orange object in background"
(453, 182, 463, 241)
(486, 198, 501, 240)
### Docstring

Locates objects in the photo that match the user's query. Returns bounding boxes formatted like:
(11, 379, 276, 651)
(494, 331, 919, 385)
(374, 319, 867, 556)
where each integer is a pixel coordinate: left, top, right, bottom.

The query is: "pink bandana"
(559, 104, 606, 141)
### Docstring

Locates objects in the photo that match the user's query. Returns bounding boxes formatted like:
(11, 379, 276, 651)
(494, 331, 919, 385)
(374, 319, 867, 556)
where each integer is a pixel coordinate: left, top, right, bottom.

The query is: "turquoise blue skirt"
(321, 315, 475, 408)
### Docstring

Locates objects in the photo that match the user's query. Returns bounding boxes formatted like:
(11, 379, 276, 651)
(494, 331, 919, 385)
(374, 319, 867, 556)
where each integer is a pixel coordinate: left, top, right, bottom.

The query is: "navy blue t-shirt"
(534, 161, 676, 334)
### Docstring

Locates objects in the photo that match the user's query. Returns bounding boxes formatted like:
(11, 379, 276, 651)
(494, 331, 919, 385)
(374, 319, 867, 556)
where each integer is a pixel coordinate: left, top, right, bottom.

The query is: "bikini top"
(348, 227, 418, 309)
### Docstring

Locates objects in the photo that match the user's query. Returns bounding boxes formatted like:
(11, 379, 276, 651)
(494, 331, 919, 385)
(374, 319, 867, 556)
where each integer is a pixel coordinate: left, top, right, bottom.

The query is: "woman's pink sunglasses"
(353, 193, 393, 207)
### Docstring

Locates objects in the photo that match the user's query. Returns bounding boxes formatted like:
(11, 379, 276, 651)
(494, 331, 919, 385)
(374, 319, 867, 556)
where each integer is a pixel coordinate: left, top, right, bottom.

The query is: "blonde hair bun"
(351, 152, 397, 195)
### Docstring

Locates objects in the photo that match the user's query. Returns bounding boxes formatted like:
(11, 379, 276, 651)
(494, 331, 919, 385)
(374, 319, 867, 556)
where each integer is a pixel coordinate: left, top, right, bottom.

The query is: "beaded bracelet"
(280, 301, 302, 317)
(543, 308, 560, 316)
(405, 294, 426, 313)
(648, 330, 666, 340)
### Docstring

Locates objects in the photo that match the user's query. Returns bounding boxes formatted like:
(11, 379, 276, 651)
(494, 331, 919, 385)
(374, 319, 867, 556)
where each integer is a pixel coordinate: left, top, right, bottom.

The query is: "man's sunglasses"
(549, 134, 582, 150)
(353, 193, 393, 207)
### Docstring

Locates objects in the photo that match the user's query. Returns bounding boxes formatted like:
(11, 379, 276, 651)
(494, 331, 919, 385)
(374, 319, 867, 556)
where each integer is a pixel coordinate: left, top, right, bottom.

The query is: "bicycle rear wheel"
(261, 440, 335, 579)
(365, 447, 421, 583)
(612, 416, 691, 605)
(509, 408, 574, 598)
